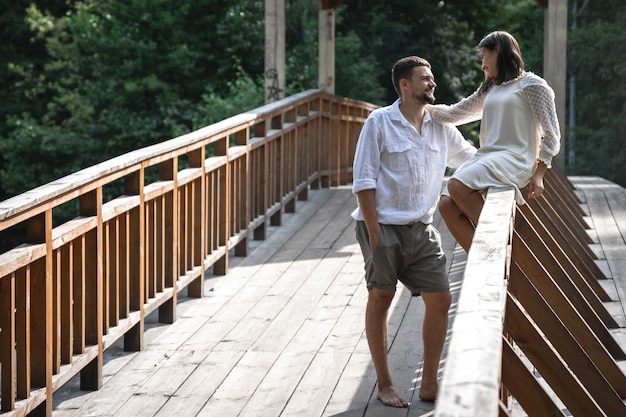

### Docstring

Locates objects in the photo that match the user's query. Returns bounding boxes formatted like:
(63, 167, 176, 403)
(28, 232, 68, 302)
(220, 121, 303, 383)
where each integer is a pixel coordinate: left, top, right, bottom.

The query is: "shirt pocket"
(427, 140, 446, 170)
(385, 141, 413, 171)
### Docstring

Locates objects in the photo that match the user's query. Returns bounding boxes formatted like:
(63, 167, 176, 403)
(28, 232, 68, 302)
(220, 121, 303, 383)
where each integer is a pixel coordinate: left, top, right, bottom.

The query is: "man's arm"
(356, 189, 380, 249)
(444, 126, 477, 169)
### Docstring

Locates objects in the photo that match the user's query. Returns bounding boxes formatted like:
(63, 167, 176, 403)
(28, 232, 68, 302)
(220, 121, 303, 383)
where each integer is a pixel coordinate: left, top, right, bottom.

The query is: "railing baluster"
(0, 271, 16, 412)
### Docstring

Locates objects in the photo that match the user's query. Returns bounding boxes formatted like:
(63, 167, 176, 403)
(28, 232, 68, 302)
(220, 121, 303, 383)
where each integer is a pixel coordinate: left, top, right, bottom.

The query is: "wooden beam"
(509, 262, 626, 405)
(265, 0, 285, 103)
(318, 0, 343, 94)
(515, 207, 615, 321)
(505, 293, 606, 417)
(511, 232, 625, 360)
(0, 273, 16, 412)
(502, 338, 565, 417)
(318, 7, 335, 93)
(542, 0, 568, 173)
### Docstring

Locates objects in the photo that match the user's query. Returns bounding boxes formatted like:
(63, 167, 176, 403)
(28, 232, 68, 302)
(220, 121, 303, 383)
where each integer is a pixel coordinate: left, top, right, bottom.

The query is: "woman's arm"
(524, 76, 561, 167)
(428, 85, 486, 126)
(523, 75, 562, 199)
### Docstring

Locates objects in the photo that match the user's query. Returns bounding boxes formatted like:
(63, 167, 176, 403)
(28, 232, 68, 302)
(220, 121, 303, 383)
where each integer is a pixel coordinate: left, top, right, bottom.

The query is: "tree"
(334, 0, 476, 105)
(568, 0, 626, 186)
(0, 0, 264, 200)
(2, 0, 621, 200)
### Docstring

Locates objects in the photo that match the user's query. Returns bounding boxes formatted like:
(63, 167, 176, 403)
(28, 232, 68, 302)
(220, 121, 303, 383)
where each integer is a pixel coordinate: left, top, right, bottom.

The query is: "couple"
(351, 30, 561, 407)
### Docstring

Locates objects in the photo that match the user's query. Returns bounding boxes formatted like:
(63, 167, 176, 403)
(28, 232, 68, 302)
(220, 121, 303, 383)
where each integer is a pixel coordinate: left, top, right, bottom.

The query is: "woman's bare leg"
(438, 195, 474, 252)
(439, 179, 486, 252)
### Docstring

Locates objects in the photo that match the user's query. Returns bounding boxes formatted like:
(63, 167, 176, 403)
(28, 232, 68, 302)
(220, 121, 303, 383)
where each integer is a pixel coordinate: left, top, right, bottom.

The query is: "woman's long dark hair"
(478, 31, 525, 95)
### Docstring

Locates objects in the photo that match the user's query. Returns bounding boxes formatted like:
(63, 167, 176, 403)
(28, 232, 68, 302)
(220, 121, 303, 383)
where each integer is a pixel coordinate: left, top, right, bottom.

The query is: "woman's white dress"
(431, 72, 561, 204)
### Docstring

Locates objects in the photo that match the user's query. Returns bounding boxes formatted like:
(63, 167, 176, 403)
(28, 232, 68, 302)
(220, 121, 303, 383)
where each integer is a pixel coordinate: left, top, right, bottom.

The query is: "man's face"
(407, 66, 437, 104)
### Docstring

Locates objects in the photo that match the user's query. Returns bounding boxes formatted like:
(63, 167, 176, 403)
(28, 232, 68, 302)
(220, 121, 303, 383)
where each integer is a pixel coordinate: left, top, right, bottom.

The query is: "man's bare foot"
(377, 386, 409, 408)
(418, 383, 438, 402)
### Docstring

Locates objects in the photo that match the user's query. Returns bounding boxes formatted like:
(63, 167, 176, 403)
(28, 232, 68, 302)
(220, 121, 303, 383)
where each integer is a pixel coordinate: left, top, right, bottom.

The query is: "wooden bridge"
(1, 90, 625, 416)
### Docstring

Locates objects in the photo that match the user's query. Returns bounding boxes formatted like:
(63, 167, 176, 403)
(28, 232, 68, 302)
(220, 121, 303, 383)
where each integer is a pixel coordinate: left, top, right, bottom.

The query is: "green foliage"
(568, 0, 626, 185)
(482, 0, 544, 75)
(196, 61, 265, 127)
(0, 0, 623, 201)
(335, 0, 480, 104)
(330, 0, 545, 148)
(334, 31, 386, 104)
(0, 114, 92, 196)
(0, 0, 262, 201)
(284, 0, 318, 94)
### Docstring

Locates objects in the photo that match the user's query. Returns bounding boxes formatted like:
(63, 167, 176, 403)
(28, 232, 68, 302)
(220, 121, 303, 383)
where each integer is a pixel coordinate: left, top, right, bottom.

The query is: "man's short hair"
(391, 56, 432, 97)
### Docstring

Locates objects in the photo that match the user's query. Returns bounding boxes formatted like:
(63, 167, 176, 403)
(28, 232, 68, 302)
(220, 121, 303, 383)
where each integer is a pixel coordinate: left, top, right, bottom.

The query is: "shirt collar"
(390, 99, 432, 125)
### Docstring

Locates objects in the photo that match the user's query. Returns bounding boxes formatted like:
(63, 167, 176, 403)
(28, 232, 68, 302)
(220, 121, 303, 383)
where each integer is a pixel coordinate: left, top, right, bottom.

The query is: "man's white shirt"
(351, 99, 476, 225)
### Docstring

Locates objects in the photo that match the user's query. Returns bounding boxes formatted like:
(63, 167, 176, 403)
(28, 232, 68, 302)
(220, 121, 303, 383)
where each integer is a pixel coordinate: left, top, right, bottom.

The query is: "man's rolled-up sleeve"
(352, 117, 381, 194)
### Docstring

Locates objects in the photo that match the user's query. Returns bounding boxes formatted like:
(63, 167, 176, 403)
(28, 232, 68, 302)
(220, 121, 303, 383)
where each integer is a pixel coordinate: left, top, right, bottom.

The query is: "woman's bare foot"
(418, 383, 438, 402)
(377, 386, 409, 408)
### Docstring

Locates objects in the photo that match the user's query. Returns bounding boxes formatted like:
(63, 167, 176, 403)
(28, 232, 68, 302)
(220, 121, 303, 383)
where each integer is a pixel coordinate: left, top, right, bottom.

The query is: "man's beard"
(409, 90, 435, 105)
(418, 91, 435, 105)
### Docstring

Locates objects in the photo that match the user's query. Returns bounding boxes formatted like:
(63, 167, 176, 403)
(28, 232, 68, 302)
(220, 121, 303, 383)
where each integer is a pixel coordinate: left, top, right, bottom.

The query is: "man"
(351, 56, 476, 407)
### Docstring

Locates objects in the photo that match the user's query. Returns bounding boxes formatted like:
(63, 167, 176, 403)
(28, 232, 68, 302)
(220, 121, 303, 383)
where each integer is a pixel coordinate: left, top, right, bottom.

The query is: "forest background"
(1, 0, 625, 205)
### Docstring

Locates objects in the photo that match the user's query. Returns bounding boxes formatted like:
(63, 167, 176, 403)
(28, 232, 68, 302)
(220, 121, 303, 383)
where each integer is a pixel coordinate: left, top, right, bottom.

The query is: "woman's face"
(479, 47, 499, 79)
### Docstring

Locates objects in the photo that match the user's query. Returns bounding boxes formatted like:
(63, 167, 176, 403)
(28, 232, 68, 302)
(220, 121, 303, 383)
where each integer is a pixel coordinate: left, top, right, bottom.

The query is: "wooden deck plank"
(572, 177, 626, 365)
(174, 191, 359, 417)
(153, 351, 246, 417)
(50, 178, 626, 417)
(321, 351, 377, 417)
(49, 185, 468, 417)
(279, 351, 353, 416)
(197, 350, 280, 416)
(571, 177, 626, 315)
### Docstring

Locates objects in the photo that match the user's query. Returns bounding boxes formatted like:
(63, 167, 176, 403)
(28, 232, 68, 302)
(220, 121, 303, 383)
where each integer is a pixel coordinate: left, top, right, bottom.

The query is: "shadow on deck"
(50, 176, 626, 417)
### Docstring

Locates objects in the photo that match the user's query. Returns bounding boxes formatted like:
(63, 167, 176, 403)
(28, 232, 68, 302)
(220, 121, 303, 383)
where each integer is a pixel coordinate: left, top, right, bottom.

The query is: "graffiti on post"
(265, 68, 283, 102)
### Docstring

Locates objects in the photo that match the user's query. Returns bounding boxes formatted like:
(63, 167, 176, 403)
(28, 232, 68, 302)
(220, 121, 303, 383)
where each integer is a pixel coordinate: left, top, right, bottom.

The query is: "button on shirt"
(351, 99, 476, 225)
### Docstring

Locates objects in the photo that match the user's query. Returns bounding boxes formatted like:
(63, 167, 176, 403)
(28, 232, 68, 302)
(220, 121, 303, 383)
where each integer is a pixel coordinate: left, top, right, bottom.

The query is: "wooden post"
(541, 0, 568, 174)
(318, 1, 343, 94)
(318, 4, 335, 93)
(27, 211, 54, 416)
(80, 189, 103, 391)
(265, 0, 285, 103)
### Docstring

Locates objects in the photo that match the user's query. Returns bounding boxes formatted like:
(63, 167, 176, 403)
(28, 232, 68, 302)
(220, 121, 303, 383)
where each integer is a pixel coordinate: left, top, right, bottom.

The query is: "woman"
(430, 30, 561, 252)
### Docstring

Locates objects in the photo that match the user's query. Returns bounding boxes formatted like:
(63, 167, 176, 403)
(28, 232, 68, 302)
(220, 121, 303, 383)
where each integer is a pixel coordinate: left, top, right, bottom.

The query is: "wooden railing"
(435, 186, 516, 417)
(0, 90, 377, 416)
(3, 86, 625, 416)
(436, 169, 626, 416)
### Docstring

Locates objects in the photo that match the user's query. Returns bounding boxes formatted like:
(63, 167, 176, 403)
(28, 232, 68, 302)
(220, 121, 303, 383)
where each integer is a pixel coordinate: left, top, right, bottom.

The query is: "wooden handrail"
(435, 187, 516, 417)
(435, 171, 626, 416)
(0, 90, 377, 416)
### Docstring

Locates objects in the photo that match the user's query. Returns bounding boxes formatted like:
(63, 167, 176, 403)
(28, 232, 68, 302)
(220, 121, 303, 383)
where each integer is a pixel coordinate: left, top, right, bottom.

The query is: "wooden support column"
(188, 149, 205, 298)
(319, 1, 342, 93)
(27, 211, 53, 416)
(541, 0, 568, 173)
(0, 272, 16, 412)
(80, 189, 103, 391)
(158, 158, 178, 321)
(265, 0, 285, 103)
(124, 170, 145, 352)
